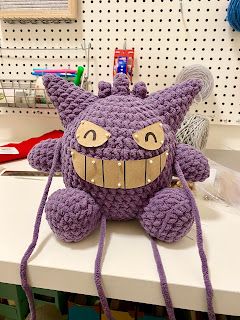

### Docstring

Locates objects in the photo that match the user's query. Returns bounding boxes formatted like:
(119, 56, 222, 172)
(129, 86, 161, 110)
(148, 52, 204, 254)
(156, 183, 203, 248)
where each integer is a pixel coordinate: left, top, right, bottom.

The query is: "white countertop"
(0, 159, 240, 316)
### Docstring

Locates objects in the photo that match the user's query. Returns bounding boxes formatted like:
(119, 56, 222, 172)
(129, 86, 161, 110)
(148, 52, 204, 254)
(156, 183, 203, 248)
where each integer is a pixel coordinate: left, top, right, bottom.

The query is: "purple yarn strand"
(174, 161, 215, 320)
(151, 238, 176, 320)
(20, 139, 62, 320)
(94, 215, 114, 320)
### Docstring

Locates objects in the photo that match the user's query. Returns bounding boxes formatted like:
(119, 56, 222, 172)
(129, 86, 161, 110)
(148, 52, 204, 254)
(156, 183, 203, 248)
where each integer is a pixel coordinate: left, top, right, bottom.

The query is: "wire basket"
(0, 79, 54, 109)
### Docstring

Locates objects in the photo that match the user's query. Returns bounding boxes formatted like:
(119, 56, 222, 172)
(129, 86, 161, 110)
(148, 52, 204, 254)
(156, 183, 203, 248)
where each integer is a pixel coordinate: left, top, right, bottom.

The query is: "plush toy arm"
(28, 138, 61, 173)
(174, 143, 210, 182)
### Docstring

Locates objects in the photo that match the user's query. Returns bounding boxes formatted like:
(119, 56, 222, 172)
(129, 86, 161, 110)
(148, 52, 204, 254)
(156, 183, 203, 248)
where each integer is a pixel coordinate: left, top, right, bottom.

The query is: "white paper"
(0, 147, 19, 155)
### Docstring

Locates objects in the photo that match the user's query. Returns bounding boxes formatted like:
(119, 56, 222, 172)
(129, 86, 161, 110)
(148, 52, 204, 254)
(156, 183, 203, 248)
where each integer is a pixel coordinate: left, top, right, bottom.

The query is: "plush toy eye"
(76, 120, 111, 147)
(132, 122, 164, 150)
(145, 132, 157, 143)
(84, 129, 97, 141)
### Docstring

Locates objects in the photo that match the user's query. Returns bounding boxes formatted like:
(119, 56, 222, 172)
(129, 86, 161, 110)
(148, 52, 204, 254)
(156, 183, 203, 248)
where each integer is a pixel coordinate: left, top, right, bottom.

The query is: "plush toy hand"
(174, 143, 210, 182)
(28, 138, 62, 173)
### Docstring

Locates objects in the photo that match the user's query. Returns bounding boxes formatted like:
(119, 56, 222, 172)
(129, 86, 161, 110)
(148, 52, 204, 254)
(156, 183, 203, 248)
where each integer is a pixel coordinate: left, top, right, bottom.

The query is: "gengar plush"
(22, 73, 215, 320)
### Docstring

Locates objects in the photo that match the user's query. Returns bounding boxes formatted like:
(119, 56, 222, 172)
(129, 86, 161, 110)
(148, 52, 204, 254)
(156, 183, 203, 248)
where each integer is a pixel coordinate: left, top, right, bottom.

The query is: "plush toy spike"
(98, 81, 112, 98)
(111, 73, 130, 95)
(132, 81, 148, 99)
(43, 74, 98, 128)
(147, 79, 202, 132)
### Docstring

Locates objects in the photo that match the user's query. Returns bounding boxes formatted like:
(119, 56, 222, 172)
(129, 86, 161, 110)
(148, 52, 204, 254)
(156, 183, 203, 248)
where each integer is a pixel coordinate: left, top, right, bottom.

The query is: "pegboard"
(0, 0, 240, 125)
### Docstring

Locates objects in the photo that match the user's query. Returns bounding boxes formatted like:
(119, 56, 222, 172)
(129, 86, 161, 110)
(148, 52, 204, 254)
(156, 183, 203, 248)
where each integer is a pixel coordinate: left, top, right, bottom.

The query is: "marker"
(74, 66, 84, 86)
(33, 69, 77, 74)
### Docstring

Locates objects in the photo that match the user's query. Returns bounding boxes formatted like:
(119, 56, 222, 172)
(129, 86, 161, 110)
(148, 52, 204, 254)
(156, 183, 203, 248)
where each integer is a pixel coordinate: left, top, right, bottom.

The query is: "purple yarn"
(28, 74, 206, 224)
(151, 163, 215, 320)
(148, 79, 202, 132)
(43, 74, 98, 128)
(141, 187, 194, 243)
(46, 188, 101, 242)
(132, 81, 148, 98)
(175, 161, 215, 320)
(111, 73, 130, 95)
(20, 139, 62, 320)
(151, 238, 176, 320)
(27, 138, 62, 173)
(174, 143, 210, 182)
(98, 81, 112, 98)
(22, 73, 215, 320)
(94, 216, 114, 320)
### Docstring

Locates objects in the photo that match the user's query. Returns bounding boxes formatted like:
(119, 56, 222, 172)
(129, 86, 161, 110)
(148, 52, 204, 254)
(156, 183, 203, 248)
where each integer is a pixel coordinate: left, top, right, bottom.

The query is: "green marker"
(74, 66, 84, 86)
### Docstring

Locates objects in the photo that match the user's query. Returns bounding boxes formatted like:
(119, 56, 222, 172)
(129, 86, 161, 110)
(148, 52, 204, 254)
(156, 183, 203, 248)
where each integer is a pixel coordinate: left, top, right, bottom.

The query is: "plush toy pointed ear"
(43, 74, 98, 128)
(146, 79, 202, 132)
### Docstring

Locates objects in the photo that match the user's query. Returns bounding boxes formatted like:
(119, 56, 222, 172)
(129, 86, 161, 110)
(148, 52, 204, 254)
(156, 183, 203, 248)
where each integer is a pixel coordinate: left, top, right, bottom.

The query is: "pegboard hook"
(80, 40, 92, 91)
(81, 40, 92, 51)
(123, 38, 127, 50)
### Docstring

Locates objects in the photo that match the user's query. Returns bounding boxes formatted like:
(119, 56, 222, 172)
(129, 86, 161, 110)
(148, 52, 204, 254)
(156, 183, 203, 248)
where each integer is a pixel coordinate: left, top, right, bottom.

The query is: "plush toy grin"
(71, 149, 168, 189)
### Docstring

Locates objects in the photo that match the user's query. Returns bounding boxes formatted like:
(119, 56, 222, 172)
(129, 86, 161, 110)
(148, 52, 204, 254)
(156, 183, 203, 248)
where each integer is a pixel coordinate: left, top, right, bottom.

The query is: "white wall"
(0, 115, 62, 142)
(207, 125, 240, 151)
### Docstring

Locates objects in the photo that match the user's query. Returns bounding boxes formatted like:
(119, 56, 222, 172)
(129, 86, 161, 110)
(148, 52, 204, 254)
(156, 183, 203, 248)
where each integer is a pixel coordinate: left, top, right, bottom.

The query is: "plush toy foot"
(45, 188, 101, 242)
(140, 188, 194, 243)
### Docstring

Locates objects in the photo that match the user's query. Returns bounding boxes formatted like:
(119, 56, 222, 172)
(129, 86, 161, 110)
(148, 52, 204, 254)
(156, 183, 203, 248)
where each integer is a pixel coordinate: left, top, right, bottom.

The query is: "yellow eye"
(132, 122, 164, 150)
(76, 120, 111, 147)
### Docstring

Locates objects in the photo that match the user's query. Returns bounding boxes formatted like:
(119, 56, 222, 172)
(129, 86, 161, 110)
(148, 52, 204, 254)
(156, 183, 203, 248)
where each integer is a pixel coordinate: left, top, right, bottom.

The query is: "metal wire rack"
(0, 79, 54, 109)
(0, 41, 92, 91)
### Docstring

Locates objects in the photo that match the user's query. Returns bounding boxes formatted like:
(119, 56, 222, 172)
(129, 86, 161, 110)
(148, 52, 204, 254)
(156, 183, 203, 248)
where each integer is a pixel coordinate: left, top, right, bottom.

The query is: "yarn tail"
(20, 139, 62, 320)
(151, 239, 176, 320)
(94, 215, 114, 320)
(174, 161, 215, 320)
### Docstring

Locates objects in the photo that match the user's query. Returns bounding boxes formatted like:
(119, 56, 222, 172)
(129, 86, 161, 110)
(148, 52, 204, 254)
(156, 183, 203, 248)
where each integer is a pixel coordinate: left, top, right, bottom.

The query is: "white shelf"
(0, 161, 240, 315)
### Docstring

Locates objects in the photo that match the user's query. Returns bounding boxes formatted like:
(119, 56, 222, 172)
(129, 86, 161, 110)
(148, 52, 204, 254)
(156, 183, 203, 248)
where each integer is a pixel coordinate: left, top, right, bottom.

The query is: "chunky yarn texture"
(28, 74, 209, 242)
(22, 73, 214, 320)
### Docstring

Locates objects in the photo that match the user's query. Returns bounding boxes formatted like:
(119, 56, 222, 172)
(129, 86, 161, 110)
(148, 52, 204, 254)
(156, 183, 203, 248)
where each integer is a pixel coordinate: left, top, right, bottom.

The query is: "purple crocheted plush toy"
(21, 74, 215, 320)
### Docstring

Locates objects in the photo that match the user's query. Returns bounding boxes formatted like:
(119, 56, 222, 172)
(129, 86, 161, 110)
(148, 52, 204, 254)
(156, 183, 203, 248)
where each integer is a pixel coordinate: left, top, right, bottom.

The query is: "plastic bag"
(195, 159, 240, 210)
